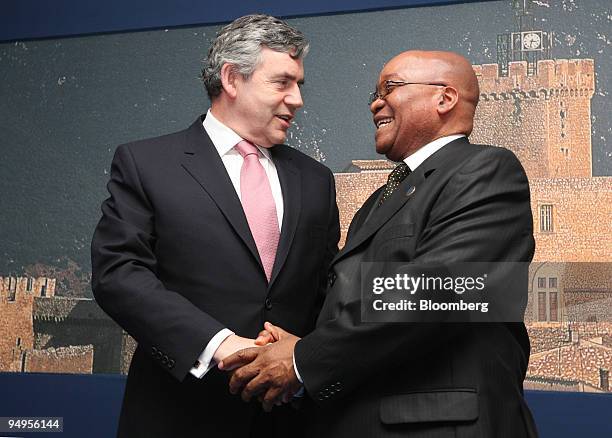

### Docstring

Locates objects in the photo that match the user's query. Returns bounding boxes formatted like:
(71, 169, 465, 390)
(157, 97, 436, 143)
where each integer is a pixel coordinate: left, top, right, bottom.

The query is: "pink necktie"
(235, 140, 280, 281)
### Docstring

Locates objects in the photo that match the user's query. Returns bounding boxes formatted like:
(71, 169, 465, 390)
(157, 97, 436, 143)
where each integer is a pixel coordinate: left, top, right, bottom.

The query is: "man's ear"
(436, 86, 459, 115)
(220, 63, 239, 99)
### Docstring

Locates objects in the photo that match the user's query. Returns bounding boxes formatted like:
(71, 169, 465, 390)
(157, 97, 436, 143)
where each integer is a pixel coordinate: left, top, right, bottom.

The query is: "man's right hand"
(254, 321, 285, 345)
(213, 335, 259, 363)
(213, 328, 278, 363)
(219, 323, 301, 411)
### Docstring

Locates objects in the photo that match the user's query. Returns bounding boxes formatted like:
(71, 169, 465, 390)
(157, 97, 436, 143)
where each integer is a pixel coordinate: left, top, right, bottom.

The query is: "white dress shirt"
(292, 133, 466, 385)
(403, 134, 465, 171)
(190, 109, 284, 378)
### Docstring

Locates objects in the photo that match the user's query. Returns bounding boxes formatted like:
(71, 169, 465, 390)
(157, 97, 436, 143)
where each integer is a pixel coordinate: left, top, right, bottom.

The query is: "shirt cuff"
(189, 328, 234, 378)
(293, 352, 303, 383)
(292, 353, 305, 397)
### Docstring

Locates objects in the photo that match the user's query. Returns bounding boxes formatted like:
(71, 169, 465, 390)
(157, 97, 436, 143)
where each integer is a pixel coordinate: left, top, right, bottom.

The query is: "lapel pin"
(405, 186, 416, 197)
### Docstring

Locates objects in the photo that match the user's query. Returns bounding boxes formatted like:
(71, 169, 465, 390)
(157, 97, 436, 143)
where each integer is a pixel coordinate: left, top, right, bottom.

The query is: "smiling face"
(370, 51, 481, 162)
(230, 47, 304, 147)
(370, 54, 443, 162)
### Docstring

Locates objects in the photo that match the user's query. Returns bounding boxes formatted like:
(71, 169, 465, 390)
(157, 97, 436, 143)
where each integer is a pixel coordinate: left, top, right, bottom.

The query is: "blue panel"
(2, 0, 491, 42)
(0, 372, 125, 438)
(525, 390, 612, 437)
(1, 373, 611, 438)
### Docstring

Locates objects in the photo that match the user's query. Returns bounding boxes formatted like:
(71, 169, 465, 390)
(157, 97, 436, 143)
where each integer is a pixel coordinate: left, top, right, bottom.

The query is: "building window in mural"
(538, 292, 547, 322)
(600, 369, 609, 392)
(540, 204, 553, 232)
(549, 292, 558, 322)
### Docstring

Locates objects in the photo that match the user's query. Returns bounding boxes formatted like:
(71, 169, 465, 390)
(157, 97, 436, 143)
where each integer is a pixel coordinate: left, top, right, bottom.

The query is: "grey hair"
(201, 14, 309, 99)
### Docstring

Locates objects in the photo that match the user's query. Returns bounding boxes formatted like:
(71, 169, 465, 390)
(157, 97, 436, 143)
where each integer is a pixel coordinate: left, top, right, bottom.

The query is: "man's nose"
(370, 96, 385, 114)
(285, 84, 304, 109)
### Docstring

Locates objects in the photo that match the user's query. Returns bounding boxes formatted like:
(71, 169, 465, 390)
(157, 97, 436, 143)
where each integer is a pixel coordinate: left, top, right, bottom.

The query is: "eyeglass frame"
(368, 80, 447, 105)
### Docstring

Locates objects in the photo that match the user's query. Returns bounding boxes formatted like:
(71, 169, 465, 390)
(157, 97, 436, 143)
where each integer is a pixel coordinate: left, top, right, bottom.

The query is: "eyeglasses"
(368, 80, 447, 105)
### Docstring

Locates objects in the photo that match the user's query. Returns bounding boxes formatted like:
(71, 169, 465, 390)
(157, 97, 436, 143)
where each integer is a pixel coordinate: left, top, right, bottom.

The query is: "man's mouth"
(375, 117, 393, 129)
(276, 114, 293, 127)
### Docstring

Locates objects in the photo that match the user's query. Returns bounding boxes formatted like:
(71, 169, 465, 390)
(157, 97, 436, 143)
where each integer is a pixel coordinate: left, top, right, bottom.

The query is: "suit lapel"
(331, 169, 425, 265)
(268, 147, 301, 288)
(180, 117, 263, 270)
(332, 137, 470, 266)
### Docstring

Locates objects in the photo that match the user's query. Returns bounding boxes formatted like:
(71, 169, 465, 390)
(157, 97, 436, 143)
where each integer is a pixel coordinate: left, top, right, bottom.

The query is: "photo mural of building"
(525, 263, 611, 392)
(0, 276, 135, 374)
(0, 0, 609, 395)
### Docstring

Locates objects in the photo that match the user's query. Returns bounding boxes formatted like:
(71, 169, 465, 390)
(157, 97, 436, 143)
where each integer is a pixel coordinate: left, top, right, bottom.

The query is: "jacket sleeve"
(91, 144, 225, 381)
(294, 147, 535, 405)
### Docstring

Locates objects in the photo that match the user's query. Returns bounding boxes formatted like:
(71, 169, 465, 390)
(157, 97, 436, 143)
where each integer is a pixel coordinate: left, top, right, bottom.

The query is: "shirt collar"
(403, 134, 465, 171)
(203, 109, 272, 159)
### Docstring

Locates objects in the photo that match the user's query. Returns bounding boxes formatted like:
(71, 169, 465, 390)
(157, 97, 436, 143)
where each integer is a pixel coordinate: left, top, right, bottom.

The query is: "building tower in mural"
(496, 0, 553, 76)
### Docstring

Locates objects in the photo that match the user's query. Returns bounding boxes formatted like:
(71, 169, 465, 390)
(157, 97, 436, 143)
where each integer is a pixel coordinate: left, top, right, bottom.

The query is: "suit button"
(161, 355, 168, 365)
(168, 359, 175, 369)
(151, 346, 157, 356)
(264, 298, 273, 310)
(156, 351, 163, 359)
(327, 272, 337, 287)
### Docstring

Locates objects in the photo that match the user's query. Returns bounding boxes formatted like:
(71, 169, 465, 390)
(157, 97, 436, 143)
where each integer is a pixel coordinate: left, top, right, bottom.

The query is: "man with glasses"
(222, 50, 537, 437)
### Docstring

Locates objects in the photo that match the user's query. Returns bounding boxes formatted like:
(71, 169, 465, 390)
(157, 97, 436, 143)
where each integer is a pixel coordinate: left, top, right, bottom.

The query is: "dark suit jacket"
(91, 115, 340, 437)
(295, 138, 538, 438)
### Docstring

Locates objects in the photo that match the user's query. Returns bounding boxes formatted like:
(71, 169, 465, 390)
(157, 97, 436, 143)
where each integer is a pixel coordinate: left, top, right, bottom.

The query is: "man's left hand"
(219, 323, 302, 411)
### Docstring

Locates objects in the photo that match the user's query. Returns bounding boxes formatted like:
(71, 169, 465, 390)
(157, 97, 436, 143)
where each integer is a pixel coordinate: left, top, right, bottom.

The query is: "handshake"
(214, 322, 303, 412)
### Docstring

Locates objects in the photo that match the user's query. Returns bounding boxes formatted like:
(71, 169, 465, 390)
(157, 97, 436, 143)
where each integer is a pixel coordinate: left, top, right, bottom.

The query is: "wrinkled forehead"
(378, 55, 437, 83)
(255, 48, 304, 76)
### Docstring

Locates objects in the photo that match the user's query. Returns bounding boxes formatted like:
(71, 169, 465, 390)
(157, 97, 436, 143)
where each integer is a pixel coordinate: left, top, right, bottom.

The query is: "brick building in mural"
(33, 296, 132, 374)
(0, 276, 134, 374)
(473, 59, 594, 179)
(0, 276, 65, 372)
(333, 57, 611, 392)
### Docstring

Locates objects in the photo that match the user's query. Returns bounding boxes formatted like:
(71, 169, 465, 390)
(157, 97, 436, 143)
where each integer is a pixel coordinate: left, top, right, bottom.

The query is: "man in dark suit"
(91, 15, 339, 438)
(222, 50, 538, 437)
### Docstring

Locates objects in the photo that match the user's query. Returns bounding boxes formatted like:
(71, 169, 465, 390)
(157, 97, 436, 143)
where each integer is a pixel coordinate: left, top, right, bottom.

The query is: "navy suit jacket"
(295, 138, 538, 438)
(91, 115, 340, 437)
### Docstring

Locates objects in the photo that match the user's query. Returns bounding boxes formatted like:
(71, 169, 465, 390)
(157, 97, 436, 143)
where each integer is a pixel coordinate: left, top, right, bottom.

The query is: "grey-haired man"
(91, 14, 339, 437)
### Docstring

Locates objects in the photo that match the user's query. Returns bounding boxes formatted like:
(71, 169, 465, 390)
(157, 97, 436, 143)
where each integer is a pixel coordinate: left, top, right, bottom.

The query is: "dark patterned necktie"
(379, 162, 411, 206)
